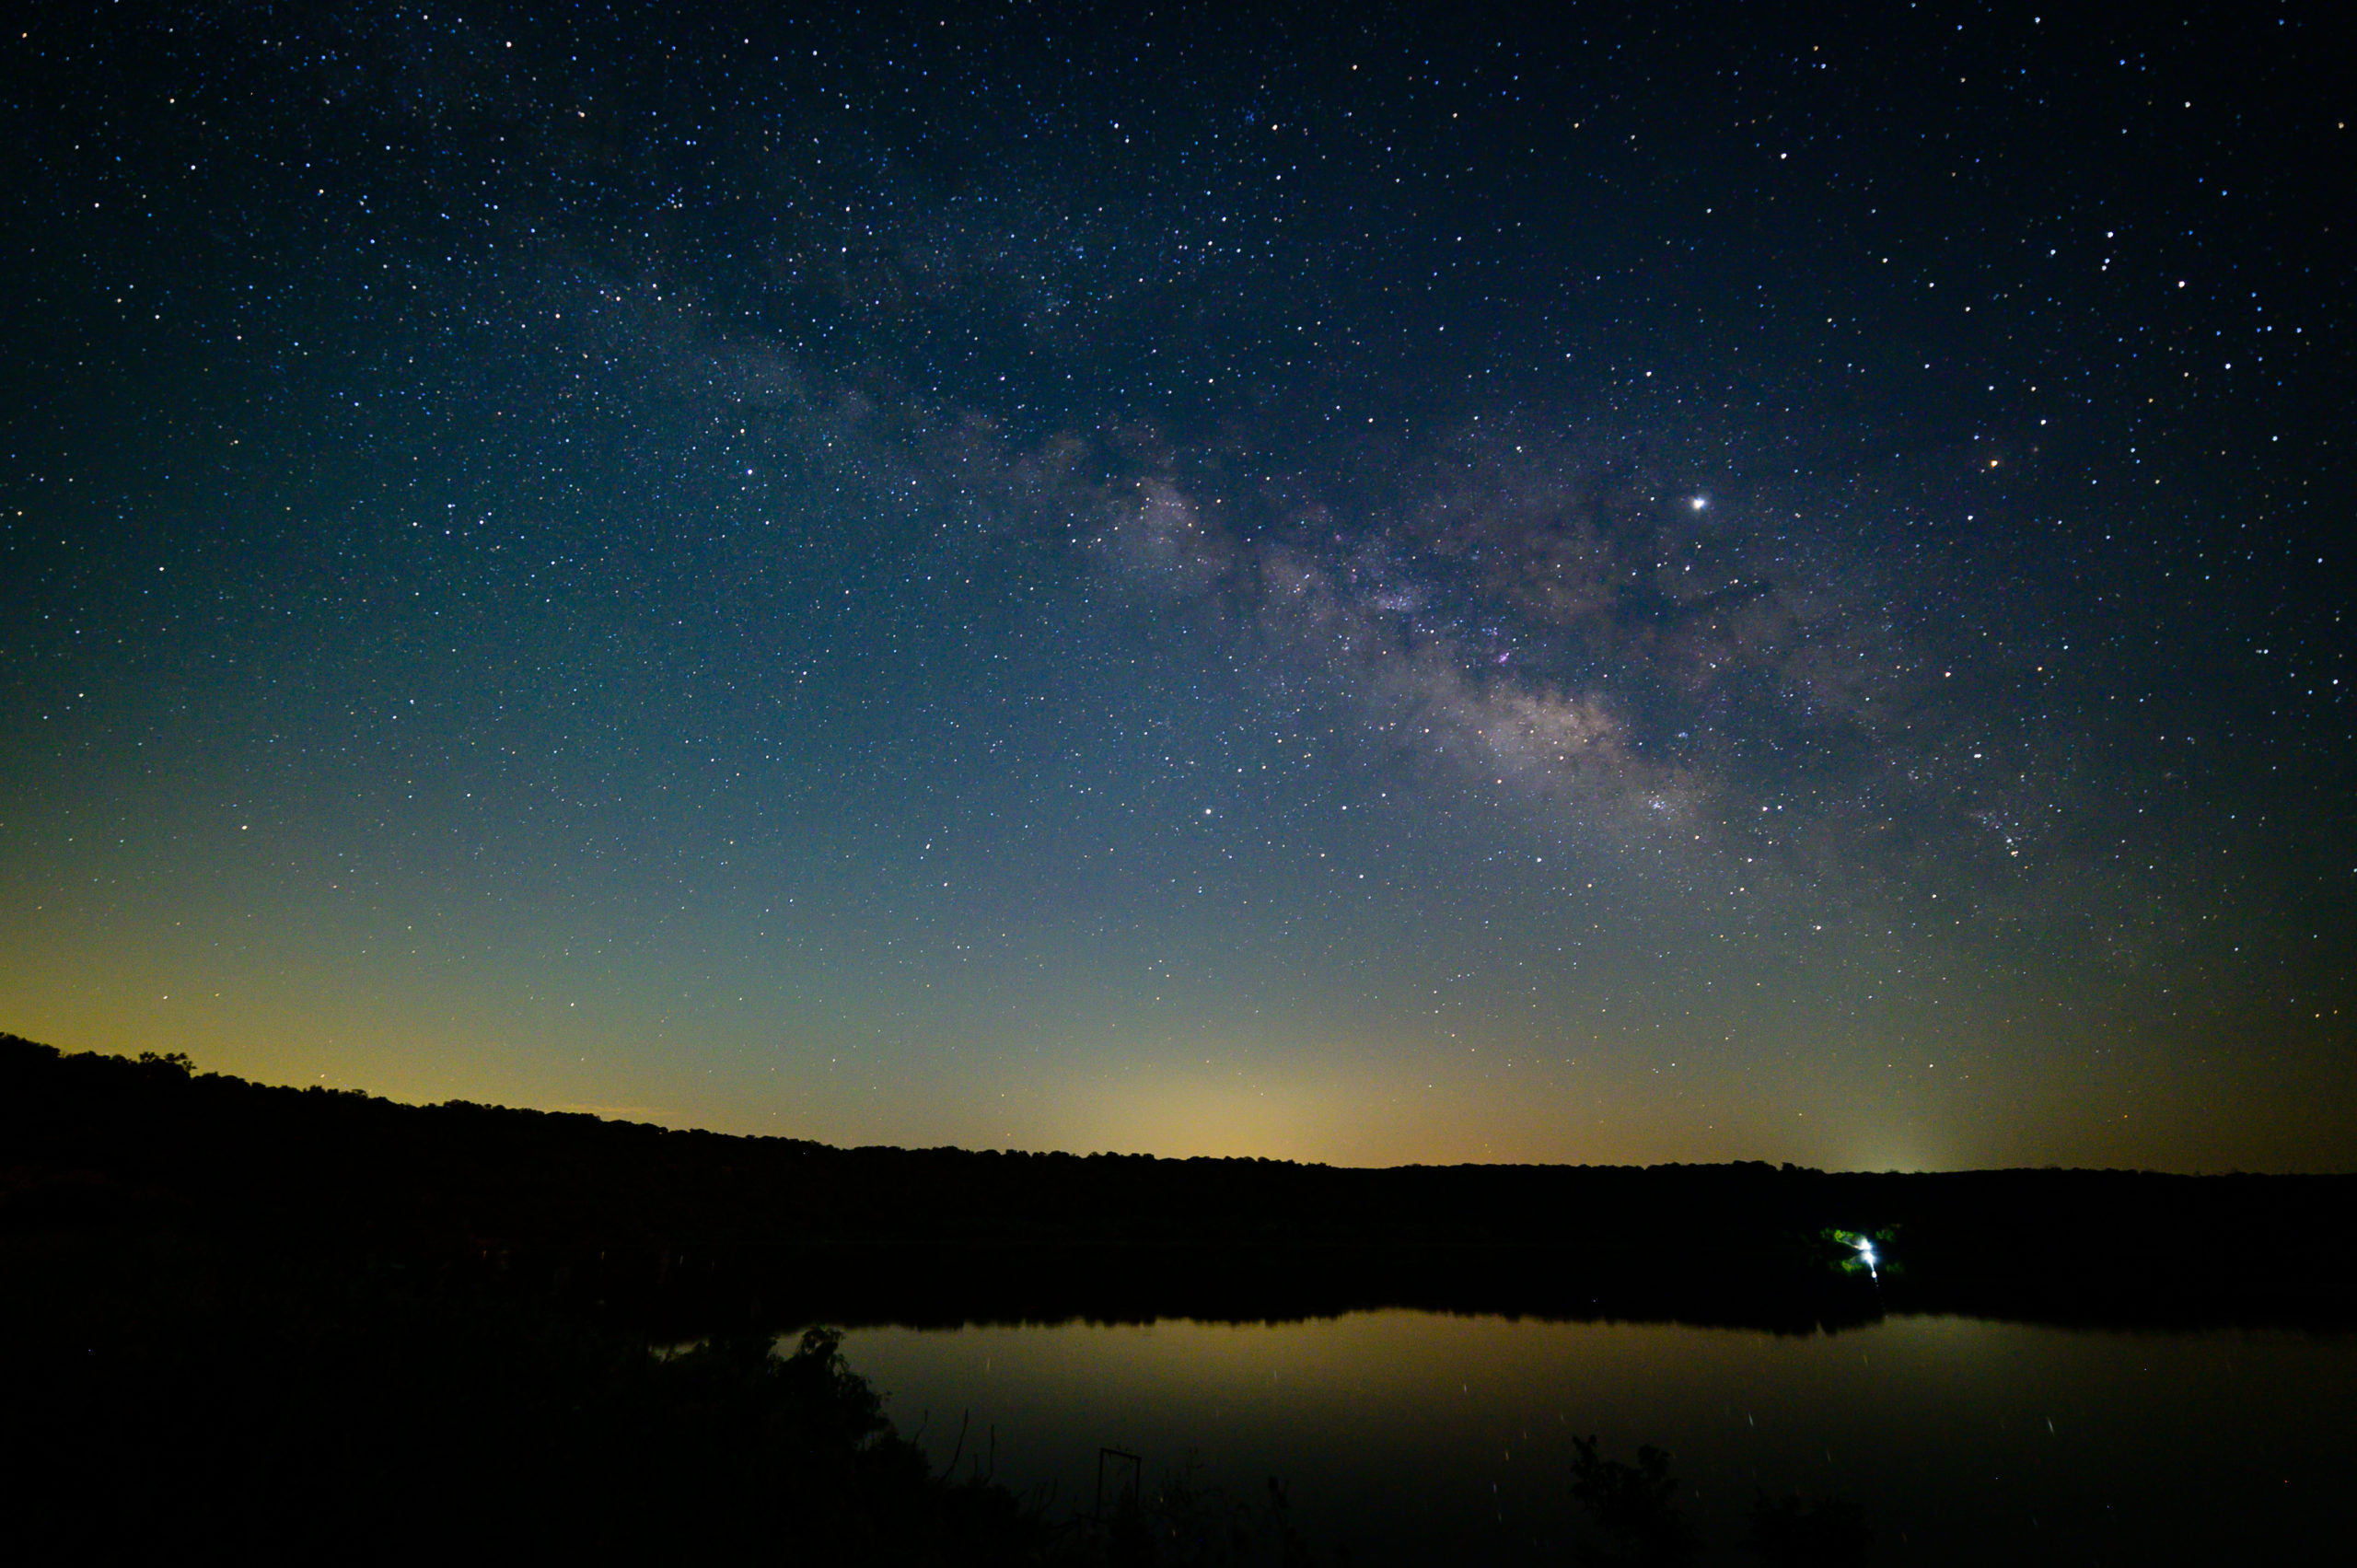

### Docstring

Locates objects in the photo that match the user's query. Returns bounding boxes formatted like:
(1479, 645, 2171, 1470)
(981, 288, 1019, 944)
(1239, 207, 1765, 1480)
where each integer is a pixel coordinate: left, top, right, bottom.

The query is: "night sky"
(4, 2, 2350, 1171)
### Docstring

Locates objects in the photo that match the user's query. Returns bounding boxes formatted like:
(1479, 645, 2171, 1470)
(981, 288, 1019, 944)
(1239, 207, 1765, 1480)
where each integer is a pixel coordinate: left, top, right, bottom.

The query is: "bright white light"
(1689, 496, 1708, 511)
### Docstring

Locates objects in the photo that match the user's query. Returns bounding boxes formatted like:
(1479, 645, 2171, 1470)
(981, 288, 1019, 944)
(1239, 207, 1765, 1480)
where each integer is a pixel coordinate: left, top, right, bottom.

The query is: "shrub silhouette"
(1568, 1435, 1698, 1566)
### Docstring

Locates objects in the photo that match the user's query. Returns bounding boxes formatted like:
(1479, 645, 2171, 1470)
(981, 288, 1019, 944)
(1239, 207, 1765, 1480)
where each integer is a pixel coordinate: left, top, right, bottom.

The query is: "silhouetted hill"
(7, 1032, 2352, 1333)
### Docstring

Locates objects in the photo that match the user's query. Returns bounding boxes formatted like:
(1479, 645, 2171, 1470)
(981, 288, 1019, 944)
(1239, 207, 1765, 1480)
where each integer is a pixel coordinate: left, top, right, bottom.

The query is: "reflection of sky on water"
(842, 1312, 2357, 1565)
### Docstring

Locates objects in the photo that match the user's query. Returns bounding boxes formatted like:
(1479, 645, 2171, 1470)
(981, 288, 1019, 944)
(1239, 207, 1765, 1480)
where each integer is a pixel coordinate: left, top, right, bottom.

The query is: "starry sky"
(4, 2, 2350, 1171)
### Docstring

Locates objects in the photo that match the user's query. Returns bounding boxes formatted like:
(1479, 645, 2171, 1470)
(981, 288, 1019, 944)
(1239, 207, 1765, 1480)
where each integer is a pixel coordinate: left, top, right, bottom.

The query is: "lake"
(842, 1311, 2356, 1564)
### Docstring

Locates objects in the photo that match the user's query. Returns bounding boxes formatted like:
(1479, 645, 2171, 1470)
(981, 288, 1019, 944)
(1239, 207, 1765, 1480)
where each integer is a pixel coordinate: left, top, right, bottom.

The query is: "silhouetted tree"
(1568, 1435, 1697, 1566)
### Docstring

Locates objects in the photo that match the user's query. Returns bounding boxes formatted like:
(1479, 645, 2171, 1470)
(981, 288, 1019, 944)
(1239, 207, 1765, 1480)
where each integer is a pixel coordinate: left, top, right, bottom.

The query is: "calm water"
(841, 1312, 2356, 1564)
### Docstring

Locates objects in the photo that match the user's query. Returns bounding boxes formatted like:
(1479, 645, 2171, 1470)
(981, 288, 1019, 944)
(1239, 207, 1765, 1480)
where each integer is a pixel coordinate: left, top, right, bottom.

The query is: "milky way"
(2, 3, 2349, 1169)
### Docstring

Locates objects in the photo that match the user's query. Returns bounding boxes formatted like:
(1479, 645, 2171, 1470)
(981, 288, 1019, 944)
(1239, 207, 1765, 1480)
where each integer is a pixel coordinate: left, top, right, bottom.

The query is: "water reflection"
(843, 1311, 2357, 1565)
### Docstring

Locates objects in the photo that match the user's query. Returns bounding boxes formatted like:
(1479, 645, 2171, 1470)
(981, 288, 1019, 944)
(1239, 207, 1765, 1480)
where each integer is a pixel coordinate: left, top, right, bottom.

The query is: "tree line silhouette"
(6, 1032, 2352, 1559)
(7, 1033, 2349, 1336)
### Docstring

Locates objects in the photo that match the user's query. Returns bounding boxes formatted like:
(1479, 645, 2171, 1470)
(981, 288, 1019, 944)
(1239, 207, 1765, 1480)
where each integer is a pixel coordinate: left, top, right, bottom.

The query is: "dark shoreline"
(9, 1031, 2354, 1562)
(8, 1032, 2353, 1335)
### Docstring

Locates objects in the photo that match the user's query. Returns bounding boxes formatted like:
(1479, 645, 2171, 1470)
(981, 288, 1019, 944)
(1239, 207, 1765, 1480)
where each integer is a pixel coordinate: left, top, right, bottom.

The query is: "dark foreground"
(6, 1034, 2353, 1560)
